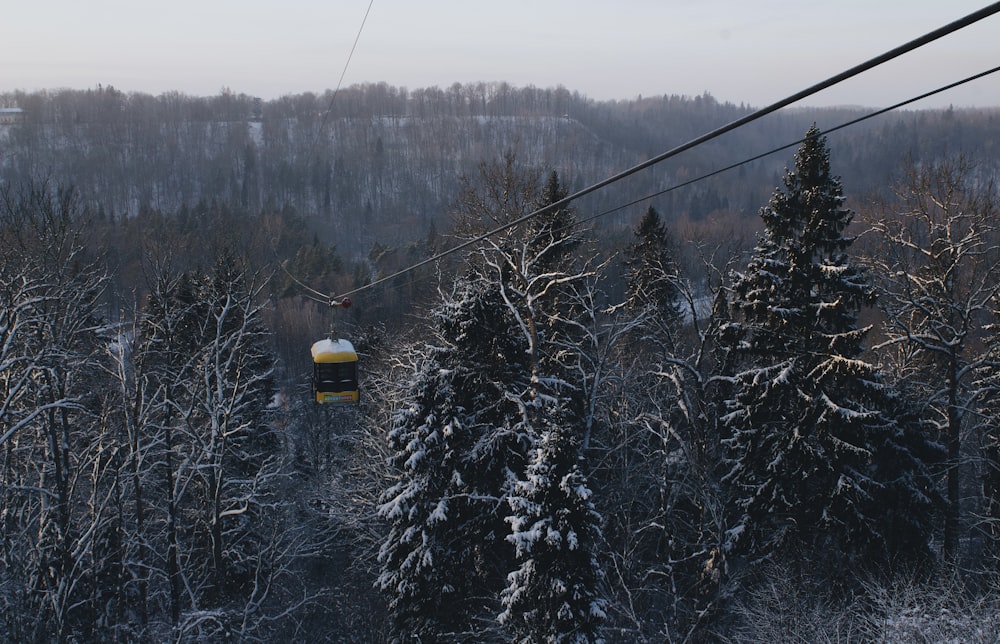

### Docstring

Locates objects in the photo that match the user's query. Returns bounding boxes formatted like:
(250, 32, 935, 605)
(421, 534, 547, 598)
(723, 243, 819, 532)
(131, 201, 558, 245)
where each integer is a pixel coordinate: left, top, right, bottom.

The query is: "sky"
(3, 1, 1000, 109)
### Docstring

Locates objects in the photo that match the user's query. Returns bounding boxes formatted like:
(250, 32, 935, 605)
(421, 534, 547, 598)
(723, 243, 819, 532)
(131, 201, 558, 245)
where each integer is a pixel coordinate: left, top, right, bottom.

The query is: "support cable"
(323, 2, 1000, 302)
(315, 62, 1000, 308)
(573, 62, 1000, 230)
(309, 0, 376, 162)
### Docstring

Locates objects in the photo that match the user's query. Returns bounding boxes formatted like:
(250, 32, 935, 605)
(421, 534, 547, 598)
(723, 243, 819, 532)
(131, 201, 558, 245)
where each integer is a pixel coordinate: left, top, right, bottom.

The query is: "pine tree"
(378, 157, 608, 640)
(377, 276, 528, 640)
(624, 205, 682, 343)
(500, 402, 607, 644)
(721, 126, 938, 571)
(526, 170, 579, 275)
(489, 168, 607, 642)
(377, 348, 483, 639)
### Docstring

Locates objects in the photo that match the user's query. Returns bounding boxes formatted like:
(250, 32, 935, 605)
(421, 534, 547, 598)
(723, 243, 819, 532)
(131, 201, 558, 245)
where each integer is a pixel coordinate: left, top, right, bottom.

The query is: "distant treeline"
(2, 83, 998, 251)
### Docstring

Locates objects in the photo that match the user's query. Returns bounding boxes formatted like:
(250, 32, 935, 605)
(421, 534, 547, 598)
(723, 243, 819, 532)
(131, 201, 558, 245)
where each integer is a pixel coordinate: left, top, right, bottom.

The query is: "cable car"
(311, 338, 359, 404)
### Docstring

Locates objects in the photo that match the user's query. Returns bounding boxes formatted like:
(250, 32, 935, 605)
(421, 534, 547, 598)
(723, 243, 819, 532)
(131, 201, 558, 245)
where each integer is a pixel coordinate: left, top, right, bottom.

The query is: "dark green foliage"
(377, 352, 488, 639)
(501, 403, 607, 643)
(378, 159, 608, 642)
(624, 205, 682, 336)
(722, 126, 939, 572)
(377, 276, 529, 640)
(527, 171, 580, 274)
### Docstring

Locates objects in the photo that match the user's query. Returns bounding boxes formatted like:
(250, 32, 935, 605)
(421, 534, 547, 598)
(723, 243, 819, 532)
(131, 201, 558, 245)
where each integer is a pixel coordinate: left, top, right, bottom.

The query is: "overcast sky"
(3, 1, 999, 109)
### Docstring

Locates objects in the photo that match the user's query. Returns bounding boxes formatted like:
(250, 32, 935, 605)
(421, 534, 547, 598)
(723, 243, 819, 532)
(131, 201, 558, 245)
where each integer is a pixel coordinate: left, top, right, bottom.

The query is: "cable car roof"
(311, 338, 357, 362)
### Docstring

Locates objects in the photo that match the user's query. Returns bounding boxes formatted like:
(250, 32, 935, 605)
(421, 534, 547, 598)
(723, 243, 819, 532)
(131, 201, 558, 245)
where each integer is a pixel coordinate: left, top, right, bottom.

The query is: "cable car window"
(314, 362, 357, 391)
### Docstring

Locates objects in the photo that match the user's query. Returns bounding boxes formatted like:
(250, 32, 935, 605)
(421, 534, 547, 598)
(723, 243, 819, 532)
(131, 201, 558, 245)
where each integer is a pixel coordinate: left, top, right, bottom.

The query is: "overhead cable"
(310, 0, 376, 161)
(573, 62, 1000, 229)
(316, 62, 1000, 308)
(325, 2, 1000, 303)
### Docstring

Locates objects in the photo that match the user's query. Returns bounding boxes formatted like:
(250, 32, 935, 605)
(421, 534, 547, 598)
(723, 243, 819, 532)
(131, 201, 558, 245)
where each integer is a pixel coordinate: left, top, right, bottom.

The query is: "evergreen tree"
(378, 157, 608, 640)
(377, 347, 483, 639)
(721, 126, 938, 571)
(488, 167, 606, 642)
(377, 276, 528, 640)
(624, 205, 682, 341)
(526, 170, 579, 275)
(500, 402, 607, 643)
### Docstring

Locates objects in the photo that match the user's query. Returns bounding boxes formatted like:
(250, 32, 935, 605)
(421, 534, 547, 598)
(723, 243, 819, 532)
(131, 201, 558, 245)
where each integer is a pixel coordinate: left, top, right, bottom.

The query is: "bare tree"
(865, 156, 1000, 564)
(599, 242, 736, 640)
(0, 182, 110, 641)
(138, 252, 304, 639)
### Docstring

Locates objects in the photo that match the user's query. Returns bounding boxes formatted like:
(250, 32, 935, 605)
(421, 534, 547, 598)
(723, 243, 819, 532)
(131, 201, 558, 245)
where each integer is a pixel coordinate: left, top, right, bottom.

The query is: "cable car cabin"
(311, 338, 359, 404)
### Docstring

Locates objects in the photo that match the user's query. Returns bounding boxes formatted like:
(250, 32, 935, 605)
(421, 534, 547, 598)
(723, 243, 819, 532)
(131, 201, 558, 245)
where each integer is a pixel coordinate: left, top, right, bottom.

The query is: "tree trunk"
(163, 407, 181, 627)
(944, 356, 961, 564)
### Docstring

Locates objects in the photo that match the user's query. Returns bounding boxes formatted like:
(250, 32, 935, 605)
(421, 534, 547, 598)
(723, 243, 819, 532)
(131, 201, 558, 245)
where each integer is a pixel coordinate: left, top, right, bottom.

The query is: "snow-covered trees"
(10, 96, 1000, 641)
(0, 183, 111, 640)
(981, 300, 1000, 567)
(866, 156, 1000, 564)
(135, 252, 285, 639)
(500, 404, 607, 643)
(596, 208, 736, 638)
(0, 179, 297, 640)
(484, 167, 608, 642)
(720, 127, 939, 572)
(624, 205, 682, 342)
(378, 160, 608, 641)
(377, 277, 527, 639)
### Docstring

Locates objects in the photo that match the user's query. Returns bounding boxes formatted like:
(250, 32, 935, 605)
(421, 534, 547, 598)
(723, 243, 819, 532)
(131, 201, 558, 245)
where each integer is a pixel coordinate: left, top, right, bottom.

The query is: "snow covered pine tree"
(623, 204, 682, 343)
(379, 162, 608, 642)
(377, 276, 528, 640)
(500, 402, 608, 643)
(490, 170, 608, 643)
(720, 126, 939, 575)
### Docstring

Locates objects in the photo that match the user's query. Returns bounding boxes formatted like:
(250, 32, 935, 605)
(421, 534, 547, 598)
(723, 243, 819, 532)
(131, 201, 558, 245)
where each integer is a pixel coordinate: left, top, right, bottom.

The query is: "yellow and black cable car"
(311, 338, 359, 404)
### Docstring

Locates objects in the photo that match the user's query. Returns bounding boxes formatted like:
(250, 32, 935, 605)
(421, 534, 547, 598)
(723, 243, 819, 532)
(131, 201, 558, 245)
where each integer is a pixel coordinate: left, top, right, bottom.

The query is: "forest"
(2, 83, 1000, 642)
